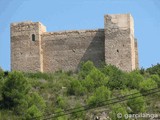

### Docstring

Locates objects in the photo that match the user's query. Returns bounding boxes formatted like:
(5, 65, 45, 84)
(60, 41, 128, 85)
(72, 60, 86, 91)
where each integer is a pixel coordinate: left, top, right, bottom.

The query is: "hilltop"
(0, 61, 160, 120)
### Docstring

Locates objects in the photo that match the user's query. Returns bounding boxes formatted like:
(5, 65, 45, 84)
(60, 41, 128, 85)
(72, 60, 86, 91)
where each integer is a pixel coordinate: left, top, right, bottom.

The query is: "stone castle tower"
(11, 14, 139, 72)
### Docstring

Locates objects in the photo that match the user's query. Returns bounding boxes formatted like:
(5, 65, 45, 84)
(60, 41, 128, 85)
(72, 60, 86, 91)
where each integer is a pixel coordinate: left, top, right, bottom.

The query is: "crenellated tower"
(11, 21, 46, 72)
(104, 14, 138, 71)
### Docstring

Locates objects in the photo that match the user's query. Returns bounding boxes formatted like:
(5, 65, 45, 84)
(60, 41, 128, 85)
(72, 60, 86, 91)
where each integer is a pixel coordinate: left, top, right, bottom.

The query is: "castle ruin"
(11, 14, 139, 72)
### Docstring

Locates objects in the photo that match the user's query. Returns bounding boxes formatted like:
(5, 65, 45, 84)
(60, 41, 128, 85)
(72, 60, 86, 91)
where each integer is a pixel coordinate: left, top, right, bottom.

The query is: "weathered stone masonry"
(11, 14, 139, 72)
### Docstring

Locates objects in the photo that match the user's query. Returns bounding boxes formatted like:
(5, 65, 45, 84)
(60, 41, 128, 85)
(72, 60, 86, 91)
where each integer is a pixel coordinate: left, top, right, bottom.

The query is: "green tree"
(0, 67, 4, 79)
(139, 78, 158, 93)
(127, 70, 144, 89)
(56, 96, 68, 109)
(1, 71, 30, 111)
(26, 105, 42, 120)
(0, 67, 4, 97)
(78, 61, 96, 79)
(27, 92, 46, 113)
(125, 89, 146, 113)
(101, 65, 128, 90)
(101, 64, 118, 76)
(68, 78, 86, 96)
(146, 63, 160, 76)
(82, 68, 109, 92)
(81, 76, 95, 92)
(84, 68, 109, 89)
(1, 71, 46, 118)
(87, 86, 111, 107)
(150, 75, 160, 87)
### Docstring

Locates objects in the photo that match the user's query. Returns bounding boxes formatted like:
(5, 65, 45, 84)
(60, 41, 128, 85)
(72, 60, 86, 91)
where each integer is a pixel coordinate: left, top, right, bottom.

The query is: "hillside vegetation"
(0, 62, 160, 120)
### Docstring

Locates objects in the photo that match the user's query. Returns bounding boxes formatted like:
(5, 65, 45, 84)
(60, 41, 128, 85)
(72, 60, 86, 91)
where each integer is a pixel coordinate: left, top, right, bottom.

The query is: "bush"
(1, 62, 160, 119)
(0, 67, 4, 79)
(0, 68, 4, 98)
(109, 104, 127, 120)
(81, 76, 95, 92)
(27, 92, 46, 113)
(54, 108, 68, 120)
(101, 64, 119, 76)
(127, 71, 144, 89)
(24, 72, 54, 81)
(150, 75, 160, 88)
(70, 103, 85, 120)
(68, 79, 86, 96)
(139, 78, 158, 93)
(25, 105, 42, 120)
(87, 86, 111, 107)
(0, 110, 20, 120)
(1, 71, 30, 110)
(146, 63, 160, 76)
(124, 89, 146, 113)
(78, 61, 96, 79)
(1, 71, 46, 118)
(84, 68, 109, 89)
(56, 96, 68, 109)
(82, 68, 109, 92)
(101, 65, 128, 90)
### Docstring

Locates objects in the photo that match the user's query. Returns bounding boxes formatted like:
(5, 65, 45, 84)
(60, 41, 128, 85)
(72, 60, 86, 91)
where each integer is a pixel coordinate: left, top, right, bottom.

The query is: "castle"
(11, 14, 139, 72)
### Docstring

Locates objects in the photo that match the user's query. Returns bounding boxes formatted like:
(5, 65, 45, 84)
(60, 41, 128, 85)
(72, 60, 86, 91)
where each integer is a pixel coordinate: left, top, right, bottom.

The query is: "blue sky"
(0, 0, 160, 71)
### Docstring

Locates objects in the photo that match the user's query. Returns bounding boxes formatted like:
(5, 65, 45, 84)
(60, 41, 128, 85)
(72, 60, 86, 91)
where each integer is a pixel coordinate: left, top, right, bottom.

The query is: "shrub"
(81, 76, 95, 92)
(127, 71, 144, 89)
(24, 72, 54, 81)
(139, 78, 158, 93)
(78, 61, 96, 79)
(1, 71, 30, 110)
(0, 68, 4, 97)
(139, 67, 145, 75)
(54, 108, 68, 120)
(56, 96, 68, 109)
(84, 68, 109, 89)
(150, 75, 160, 88)
(87, 86, 111, 107)
(109, 104, 127, 120)
(70, 103, 85, 120)
(101, 65, 128, 90)
(146, 63, 160, 76)
(25, 105, 42, 120)
(14, 99, 29, 115)
(101, 64, 119, 76)
(0, 67, 4, 79)
(124, 89, 146, 113)
(27, 92, 46, 113)
(1, 71, 46, 117)
(0, 110, 20, 120)
(67, 79, 86, 96)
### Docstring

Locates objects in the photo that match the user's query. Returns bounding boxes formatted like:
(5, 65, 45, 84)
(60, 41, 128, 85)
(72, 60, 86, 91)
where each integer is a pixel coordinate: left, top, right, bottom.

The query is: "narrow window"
(117, 49, 119, 53)
(32, 34, 35, 41)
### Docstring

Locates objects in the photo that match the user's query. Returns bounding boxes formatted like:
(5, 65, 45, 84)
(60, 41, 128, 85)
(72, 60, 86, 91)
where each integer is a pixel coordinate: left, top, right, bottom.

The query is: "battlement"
(11, 14, 139, 72)
(43, 29, 104, 36)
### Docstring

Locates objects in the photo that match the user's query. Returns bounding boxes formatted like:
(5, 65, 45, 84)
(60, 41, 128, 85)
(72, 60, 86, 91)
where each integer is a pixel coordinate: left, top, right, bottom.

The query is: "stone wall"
(11, 21, 46, 72)
(104, 14, 136, 71)
(135, 39, 139, 69)
(11, 14, 139, 72)
(42, 30, 105, 72)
